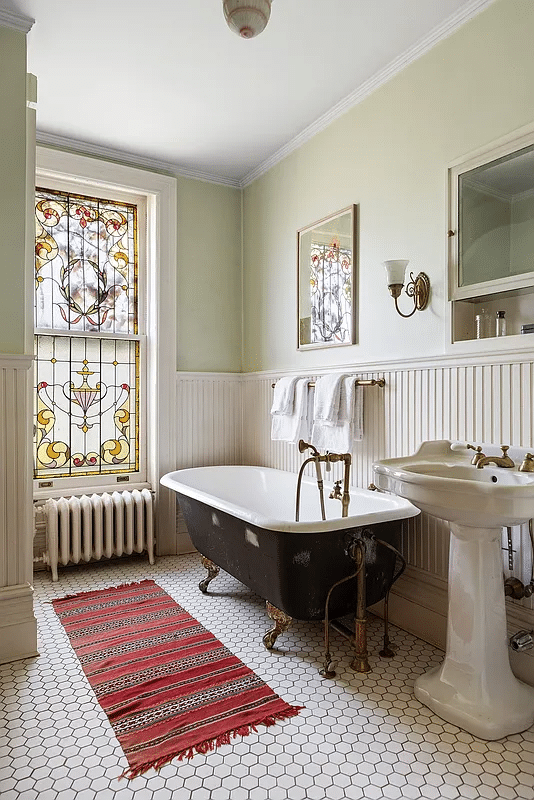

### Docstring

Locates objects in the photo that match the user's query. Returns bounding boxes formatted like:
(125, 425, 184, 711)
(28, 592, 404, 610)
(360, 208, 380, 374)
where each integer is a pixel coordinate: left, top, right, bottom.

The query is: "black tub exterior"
(176, 492, 402, 621)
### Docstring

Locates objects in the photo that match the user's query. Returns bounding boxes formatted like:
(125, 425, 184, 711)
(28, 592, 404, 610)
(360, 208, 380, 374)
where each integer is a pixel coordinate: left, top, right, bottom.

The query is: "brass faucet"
(466, 443, 486, 466)
(325, 453, 352, 517)
(296, 441, 352, 520)
(476, 445, 515, 469)
(330, 480, 343, 501)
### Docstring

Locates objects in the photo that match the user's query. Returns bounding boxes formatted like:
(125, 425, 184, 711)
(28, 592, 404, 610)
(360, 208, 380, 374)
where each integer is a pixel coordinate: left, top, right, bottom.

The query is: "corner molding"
(0, 584, 38, 665)
(0, 353, 33, 370)
(0, 9, 34, 33)
(240, 0, 497, 187)
(36, 131, 242, 189)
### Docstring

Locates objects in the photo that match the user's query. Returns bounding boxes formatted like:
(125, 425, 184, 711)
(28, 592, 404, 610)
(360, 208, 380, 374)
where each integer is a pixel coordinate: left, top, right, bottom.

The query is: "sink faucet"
(476, 445, 515, 469)
(466, 443, 486, 466)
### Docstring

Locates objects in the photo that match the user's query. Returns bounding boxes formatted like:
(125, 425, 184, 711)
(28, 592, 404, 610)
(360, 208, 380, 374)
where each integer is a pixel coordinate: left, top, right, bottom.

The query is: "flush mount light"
(223, 0, 272, 39)
(383, 260, 430, 318)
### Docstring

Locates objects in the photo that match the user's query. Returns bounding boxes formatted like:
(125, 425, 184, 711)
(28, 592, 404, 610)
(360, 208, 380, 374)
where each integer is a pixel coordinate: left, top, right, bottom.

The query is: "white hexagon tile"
(1, 554, 533, 799)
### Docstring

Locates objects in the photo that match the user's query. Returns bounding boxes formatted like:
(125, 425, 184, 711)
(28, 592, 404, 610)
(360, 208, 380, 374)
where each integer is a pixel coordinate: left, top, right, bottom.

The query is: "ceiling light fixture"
(223, 0, 272, 39)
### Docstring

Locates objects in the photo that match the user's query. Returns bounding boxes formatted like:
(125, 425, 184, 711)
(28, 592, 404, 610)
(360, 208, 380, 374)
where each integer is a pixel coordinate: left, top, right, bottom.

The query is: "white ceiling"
(3, 0, 493, 186)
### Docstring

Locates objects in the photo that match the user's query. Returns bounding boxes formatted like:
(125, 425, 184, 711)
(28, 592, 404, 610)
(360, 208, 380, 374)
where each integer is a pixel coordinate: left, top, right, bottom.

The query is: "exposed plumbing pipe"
(525, 519, 534, 598)
(509, 630, 534, 652)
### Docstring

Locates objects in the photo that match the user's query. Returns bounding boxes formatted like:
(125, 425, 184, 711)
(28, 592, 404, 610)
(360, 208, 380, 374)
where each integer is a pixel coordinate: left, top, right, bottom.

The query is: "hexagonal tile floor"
(1, 554, 533, 799)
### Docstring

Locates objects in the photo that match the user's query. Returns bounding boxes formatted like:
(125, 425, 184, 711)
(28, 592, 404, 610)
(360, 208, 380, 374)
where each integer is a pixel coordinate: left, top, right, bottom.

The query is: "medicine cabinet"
(449, 126, 534, 343)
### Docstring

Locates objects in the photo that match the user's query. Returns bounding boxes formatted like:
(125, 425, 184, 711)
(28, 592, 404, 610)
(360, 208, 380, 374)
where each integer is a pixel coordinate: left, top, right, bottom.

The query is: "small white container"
(496, 310, 506, 336)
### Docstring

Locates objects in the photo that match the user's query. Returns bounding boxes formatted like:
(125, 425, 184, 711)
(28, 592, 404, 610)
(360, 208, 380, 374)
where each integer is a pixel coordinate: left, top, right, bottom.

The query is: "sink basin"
(403, 462, 533, 484)
(373, 440, 534, 528)
(373, 440, 534, 740)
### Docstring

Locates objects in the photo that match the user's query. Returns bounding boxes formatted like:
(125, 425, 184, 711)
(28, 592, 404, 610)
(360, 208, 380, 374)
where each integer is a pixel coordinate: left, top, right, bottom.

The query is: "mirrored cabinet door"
(449, 127, 534, 343)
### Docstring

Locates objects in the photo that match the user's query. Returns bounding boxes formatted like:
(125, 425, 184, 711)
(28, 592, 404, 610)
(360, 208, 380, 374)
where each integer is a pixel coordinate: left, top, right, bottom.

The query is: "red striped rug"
(52, 579, 303, 778)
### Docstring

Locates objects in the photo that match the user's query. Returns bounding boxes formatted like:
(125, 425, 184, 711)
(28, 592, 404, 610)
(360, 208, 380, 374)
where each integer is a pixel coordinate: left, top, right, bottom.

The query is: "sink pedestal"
(415, 522, 534, 739)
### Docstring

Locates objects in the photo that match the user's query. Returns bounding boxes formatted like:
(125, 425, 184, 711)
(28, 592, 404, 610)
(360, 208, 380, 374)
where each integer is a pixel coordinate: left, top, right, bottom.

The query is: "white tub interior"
(161, 465, 419, 532)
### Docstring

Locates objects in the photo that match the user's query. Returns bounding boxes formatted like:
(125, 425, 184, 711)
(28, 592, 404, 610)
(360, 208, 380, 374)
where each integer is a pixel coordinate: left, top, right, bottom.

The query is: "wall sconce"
(383, 260, 430, 318)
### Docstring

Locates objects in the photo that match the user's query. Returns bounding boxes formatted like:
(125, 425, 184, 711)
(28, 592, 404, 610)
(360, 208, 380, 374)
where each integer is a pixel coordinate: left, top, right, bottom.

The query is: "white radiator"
(44, 489, 155, 581)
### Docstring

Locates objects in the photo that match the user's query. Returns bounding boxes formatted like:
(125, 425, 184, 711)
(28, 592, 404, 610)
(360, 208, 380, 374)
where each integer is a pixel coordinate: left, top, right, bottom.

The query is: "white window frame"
(32, 147, 178, 554)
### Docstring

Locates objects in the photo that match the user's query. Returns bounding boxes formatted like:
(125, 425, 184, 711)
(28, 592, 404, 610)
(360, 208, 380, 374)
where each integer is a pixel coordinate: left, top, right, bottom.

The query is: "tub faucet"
(325, 452, 352, 517)
(296, 441, 352, 519)
(330, 480, 343, 501)
(476, 445, 515, 469)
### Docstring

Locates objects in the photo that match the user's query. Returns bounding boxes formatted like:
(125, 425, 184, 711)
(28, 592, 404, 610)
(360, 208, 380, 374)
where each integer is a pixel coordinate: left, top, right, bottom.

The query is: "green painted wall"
(0, 26, 28, 354)
(242, 0, 534, 372)
(176, 177, 242, 372)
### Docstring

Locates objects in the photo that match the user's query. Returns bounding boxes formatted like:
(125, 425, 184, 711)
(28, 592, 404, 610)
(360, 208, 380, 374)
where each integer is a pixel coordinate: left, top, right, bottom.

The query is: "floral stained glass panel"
(310, 242, 352, 343)
(34, 335, 139, 479)
(35, 188, 137, 334)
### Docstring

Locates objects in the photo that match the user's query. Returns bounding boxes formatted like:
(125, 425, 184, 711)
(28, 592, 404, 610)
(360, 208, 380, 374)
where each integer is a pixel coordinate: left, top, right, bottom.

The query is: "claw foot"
(199, 555, 220, 593)
(263, 602, 292, 649)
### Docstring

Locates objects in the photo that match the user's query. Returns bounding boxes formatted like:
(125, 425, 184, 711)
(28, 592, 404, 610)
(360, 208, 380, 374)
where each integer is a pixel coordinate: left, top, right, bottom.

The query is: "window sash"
(33, 184, 147, 492)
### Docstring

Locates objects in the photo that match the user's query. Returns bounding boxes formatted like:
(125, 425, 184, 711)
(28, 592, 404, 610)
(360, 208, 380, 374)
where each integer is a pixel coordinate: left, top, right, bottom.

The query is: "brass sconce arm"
(387, 272, 430, 318)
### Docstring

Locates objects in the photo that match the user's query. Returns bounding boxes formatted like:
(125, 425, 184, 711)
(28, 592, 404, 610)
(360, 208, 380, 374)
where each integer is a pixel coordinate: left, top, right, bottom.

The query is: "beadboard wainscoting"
(174, 372, 243, 553)
(0, 354, 38, 663)
(152, 363, 534, 679)
(240, 359, 534, 683)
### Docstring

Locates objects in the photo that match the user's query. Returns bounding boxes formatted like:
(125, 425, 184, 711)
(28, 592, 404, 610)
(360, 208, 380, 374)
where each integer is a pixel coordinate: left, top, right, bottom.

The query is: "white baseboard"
(371, 565, 534, 687)
(0, 584, 38, 664)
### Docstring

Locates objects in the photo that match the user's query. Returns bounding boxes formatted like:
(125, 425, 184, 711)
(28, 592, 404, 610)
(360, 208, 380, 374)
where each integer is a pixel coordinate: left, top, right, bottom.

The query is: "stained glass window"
(34, 188, 140, 480)
(35, 188, 137, 333)
(310, 241, 352, 343)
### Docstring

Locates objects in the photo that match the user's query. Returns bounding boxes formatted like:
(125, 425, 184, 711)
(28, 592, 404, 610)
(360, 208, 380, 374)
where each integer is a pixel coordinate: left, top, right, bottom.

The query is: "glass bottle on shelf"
(496, 310, 507, 337)
(475, 308, 490, 339)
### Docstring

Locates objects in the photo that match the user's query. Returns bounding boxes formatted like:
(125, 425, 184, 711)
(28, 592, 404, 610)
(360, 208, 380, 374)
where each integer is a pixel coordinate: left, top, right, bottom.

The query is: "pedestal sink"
(374, 440, 534, 740)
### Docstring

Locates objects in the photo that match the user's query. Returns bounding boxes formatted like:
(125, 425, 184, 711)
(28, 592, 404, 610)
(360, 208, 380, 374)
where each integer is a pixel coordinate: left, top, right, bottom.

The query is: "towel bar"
(271, 378, 385, 389)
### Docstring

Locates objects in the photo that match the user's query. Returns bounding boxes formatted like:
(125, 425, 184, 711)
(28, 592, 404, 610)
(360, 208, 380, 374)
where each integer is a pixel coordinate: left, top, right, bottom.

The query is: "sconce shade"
(384, 259, 409, 286)
(223, 0, 272, 39)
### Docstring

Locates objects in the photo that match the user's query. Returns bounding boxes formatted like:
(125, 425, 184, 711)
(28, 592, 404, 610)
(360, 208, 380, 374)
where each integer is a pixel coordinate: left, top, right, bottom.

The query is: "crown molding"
(240, 0, 497, 187)
(0, 9, 34, 33)
(36, 131, 242, 189)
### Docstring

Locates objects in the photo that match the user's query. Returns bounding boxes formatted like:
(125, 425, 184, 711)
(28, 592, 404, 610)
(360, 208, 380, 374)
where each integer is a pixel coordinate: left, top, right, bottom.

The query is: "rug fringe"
(120, 705, 305, 780)
(51, 579, 155, 604)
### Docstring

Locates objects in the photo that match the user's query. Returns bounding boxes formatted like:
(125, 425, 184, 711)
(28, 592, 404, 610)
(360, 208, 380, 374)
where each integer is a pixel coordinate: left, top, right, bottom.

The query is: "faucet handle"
(466, 443, 484, 465)
(518, 453, 534, 472)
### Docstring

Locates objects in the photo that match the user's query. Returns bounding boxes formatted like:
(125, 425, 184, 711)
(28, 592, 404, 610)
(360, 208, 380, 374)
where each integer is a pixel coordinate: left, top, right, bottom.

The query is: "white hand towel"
(271, 378, 309, 443)
(312, 374, 345, 425)
(271, 376, 300, 416)
(311, 376, 364, 451)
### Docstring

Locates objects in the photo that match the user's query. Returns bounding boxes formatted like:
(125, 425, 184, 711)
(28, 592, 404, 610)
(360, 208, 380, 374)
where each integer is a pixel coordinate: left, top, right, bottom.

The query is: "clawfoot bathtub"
(161, 466, 419, 664)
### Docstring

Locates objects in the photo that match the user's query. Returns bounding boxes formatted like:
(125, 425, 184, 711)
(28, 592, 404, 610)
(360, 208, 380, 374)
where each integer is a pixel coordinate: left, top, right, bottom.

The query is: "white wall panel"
(175, 373, 242, 468)
(0, 355, 37, 663)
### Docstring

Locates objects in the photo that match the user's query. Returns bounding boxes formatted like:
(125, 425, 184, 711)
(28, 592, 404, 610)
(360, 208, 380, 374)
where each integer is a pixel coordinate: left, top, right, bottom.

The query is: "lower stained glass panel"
(34, 334, 139, 479)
